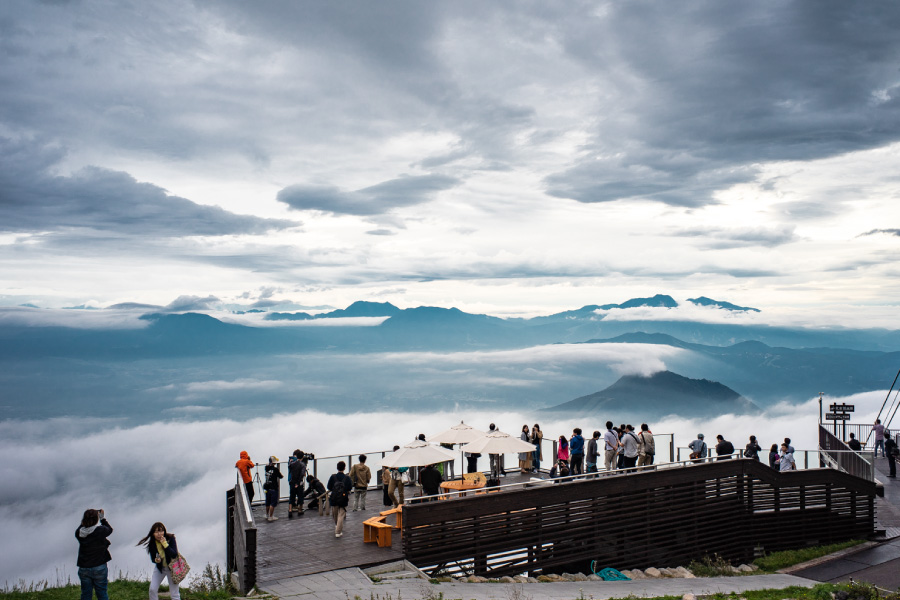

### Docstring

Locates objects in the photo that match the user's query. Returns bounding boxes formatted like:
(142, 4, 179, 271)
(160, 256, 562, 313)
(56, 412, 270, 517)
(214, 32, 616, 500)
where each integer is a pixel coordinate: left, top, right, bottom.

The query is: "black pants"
(570, 453, 584, 475)
(289, 482, 305, 509)
(467, 456, 479, 473)
(889, 453, 897, 477)
(622, 455, 638, 472)
(245, 481, 255, 503)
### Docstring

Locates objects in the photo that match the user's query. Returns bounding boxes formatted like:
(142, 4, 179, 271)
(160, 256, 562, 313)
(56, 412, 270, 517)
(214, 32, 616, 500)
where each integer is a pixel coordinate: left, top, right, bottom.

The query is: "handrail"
(236, 472, 255, 526)
(405, 453, 854, 503)
(819, 424, 875, 481)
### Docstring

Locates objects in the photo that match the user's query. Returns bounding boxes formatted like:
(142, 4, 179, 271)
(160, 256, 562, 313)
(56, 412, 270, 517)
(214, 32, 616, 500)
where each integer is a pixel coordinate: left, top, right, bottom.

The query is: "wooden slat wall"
(402, 460, 876, 578)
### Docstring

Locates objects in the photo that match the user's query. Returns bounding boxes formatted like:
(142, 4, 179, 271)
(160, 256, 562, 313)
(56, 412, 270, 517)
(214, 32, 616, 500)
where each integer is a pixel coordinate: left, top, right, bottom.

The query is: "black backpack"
(330, 475, 350, 507)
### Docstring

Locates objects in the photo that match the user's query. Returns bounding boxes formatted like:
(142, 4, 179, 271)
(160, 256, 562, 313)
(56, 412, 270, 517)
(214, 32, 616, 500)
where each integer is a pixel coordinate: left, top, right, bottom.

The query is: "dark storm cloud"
(0, 138, 297, 236)
(544, 2, 900, 207)
(277, 174, 460, 216)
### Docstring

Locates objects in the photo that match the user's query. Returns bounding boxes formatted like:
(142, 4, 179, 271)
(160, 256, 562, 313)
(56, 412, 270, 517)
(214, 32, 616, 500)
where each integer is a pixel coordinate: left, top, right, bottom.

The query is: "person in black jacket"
(419, 463, 444, 499)
(715, 435, 735, 460)
(327, 461, 352, 538)
(76, 508, 113, 600)
(137, 522, 181, 600)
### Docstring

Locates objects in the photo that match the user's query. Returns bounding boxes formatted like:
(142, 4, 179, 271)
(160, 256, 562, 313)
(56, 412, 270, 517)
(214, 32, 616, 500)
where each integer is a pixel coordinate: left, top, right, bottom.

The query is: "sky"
(2, 1, 900, 322)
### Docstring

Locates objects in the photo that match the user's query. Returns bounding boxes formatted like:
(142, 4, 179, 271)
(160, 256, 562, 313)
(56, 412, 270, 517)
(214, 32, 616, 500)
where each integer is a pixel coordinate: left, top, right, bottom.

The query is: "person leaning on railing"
(885, 434, 897, 478)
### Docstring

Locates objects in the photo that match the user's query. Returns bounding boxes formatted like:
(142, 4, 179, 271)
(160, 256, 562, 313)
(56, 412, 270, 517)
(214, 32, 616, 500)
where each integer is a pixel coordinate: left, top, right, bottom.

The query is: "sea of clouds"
(0, 390, 890, 586)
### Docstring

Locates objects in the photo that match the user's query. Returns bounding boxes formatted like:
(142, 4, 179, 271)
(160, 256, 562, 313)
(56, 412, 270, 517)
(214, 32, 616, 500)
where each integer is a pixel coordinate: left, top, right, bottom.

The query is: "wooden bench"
(379, 505, 403, 530)
(363, 515, 393, 547)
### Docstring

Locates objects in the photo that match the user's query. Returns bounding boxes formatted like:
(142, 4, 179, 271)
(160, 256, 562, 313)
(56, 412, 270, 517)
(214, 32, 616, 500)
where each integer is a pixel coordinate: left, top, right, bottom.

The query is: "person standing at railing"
(235, 451, 255, 502)
(569, 428, 585, 475)
(621, 425, 639, 472)
(744, 435, 761, 460)
(637, 424, 655, 467)
(847, 433, 862, 451)
(287, 450, 307, 518)
(263, 456, 283, 522)
(585, 430, 600, 473)
(603, 422, 618, 471)
(349, 454, 371, 511)
(557, 435, 569, 468)
(715, 435, 734, 460)
(779, 443, 796, 471)
(519, 425, 533, 473)
(531, 424, 543, 473)
(873, 419, 886, 457)
(768, 444, 780, 469)
(885, 434, 897, 477)
(688, 434, 707, 463)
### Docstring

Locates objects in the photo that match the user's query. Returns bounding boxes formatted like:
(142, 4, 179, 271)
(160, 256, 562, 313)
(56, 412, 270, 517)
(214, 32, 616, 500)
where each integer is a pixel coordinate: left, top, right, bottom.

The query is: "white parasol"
(461, 429, 537, 455)
(429, 421, 486, 445)
(381, 439, 457, 468)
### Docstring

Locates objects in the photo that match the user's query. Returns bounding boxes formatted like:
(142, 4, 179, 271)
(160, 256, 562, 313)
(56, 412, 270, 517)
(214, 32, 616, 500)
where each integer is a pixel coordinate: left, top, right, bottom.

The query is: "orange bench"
(363, 515, 393, 547)
(379, 505, 403, 530)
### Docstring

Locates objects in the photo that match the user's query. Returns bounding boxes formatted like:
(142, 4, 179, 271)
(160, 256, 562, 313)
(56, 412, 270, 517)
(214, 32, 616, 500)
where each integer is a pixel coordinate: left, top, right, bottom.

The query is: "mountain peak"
(688, 296, 760, 312)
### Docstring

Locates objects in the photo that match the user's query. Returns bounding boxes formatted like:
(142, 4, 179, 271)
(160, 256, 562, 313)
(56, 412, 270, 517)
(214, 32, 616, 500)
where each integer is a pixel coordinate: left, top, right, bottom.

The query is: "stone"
(537, 575, 553, 583)
(730, 566, 742, 574)
(675, 567, 695, 579)
(526, 577, 539, 583)
(546, 573, 562, 581)
(560, 573, 576, 582)
(750, 564, 760, 571)
(620, 570, 634, 579)
(660, 567, 677, 578)
(683, 594, 696, 600)
(587, 574, 602, 581)
(645, 567, 662, 578)
(574, 573, 588, 581)
(630, 569, 646, 579)
(466, 575, 480, 583)
(513, 576, 528, 583)
(738, 564, 754, 573)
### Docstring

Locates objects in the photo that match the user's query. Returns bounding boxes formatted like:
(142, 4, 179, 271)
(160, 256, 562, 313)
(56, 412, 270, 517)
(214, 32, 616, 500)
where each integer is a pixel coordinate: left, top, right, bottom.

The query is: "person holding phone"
(76, 508, 113, 600)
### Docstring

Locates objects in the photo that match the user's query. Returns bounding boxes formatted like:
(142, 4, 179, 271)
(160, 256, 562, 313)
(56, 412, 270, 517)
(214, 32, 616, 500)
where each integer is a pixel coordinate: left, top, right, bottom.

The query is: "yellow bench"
(363, 515, 393, 547)
(379, 505, 403, 530)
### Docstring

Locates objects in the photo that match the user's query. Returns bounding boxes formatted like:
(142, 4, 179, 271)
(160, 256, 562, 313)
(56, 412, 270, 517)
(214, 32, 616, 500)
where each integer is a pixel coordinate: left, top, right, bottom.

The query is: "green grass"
(753, 540, 865, 572)
(0, 580, 235, 600)
(612, 584, 840, 600)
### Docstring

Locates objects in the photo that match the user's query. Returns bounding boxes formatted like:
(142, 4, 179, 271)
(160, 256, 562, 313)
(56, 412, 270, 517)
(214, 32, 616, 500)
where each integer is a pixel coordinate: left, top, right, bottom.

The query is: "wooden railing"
(226, 477, 257, 594)
(402, 459, 876, 578)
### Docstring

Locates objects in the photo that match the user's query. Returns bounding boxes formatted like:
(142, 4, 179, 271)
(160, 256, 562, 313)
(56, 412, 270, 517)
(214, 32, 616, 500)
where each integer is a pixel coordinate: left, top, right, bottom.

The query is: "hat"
(697, 433, 704, 439)
(269, 455, 279, 463)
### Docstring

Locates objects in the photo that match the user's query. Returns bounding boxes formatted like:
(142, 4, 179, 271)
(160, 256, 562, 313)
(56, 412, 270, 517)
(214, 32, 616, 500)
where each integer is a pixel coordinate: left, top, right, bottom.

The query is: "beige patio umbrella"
(429, 421, 486, 445)
(462, 429, 537, 455)
(429, 421, 487, 475)
(381, 439, 457, 468)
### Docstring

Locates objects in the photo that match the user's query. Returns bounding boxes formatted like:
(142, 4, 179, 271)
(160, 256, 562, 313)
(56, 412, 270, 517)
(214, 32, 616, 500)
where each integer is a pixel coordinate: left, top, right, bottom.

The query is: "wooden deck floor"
(253, 471, 543, 583)
(252, 496, 404, 584)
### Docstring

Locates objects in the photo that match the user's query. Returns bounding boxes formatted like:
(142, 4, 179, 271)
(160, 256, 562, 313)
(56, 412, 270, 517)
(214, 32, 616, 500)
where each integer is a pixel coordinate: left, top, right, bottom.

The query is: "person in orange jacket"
(235, 451, 256, 502)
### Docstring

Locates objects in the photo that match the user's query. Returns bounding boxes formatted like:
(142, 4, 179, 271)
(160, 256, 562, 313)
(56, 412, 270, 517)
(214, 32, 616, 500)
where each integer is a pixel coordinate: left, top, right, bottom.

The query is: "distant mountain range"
(545, 370, 758, 418)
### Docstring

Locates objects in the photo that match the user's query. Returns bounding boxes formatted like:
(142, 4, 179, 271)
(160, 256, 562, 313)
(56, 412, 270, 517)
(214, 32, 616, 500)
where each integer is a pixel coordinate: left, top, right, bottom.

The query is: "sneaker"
(335, 533, 342, 538)
(271, 516, 278, 521)
(266, 516, 272, 522)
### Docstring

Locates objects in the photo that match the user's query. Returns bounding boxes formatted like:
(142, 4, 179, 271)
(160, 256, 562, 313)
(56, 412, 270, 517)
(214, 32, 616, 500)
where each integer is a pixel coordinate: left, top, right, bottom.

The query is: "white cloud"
(4, 389, 887, 584)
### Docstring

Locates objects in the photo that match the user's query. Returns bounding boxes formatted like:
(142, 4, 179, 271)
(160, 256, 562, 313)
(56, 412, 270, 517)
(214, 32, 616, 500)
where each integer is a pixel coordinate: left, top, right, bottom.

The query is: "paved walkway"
(791, 455, 900, 589)
(262, 568, 817, 600)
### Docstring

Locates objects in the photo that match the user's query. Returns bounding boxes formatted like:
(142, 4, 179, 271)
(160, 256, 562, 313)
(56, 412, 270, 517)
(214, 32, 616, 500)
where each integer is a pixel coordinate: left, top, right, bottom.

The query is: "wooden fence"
(402, 459, 876, 578)
(226, 481, 257, 594)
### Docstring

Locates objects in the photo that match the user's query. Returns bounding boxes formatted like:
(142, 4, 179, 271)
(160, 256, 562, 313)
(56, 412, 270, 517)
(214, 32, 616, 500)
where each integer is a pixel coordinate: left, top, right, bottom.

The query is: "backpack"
(330, 475, 350, 507)
(264, 468, 279, 491)
(639, 432, 655, 455)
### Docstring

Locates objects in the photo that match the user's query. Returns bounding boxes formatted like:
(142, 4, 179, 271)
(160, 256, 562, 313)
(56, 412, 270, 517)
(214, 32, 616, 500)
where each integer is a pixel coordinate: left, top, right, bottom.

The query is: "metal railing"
(404, 453, 833, 503)
(819, 424, 876, 481)
(227, 474, 257, 594)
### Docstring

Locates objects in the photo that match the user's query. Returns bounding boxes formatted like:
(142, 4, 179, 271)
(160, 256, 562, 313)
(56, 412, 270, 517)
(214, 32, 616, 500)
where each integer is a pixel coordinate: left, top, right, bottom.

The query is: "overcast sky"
(2, 1, 900, 322)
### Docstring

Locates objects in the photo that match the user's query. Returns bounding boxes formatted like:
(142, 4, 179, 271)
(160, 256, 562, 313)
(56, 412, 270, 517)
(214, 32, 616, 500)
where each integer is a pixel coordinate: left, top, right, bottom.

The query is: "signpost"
(826, 403, 855, 440)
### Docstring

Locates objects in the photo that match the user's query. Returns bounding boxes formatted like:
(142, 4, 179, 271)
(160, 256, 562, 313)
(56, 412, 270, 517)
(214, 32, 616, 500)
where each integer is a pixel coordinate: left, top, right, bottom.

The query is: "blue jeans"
(78, 564, 109, 600)
(875, 439, 885, 457)
(532, 449, 541, 472)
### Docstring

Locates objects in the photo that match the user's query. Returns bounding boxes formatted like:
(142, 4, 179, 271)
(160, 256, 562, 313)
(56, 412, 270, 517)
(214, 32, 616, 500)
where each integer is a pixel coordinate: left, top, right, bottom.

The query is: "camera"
(304, 452, 315, 461)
